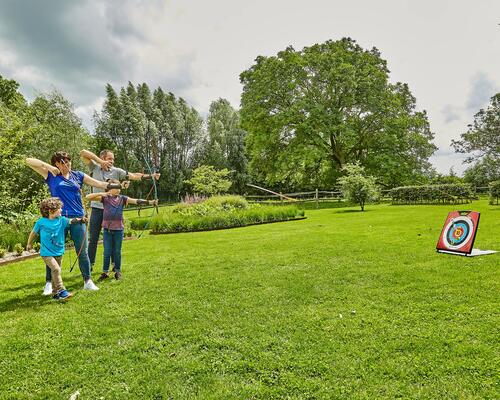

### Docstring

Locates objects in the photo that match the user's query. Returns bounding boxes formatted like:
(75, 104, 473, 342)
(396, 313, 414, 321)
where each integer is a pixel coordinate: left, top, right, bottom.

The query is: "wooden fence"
(244, 186, 490, 208)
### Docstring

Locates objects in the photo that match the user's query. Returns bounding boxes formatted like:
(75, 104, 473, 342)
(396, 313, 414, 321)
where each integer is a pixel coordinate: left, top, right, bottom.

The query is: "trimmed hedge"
(489, 180, 500, 205)
(150, 205, 305, 234)
(390, 184, 475, 205)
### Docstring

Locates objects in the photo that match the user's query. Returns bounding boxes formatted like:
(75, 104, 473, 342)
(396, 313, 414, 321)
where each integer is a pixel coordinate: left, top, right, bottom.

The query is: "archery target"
(442, 216, 473, 250)
(436, 211, 480, 255)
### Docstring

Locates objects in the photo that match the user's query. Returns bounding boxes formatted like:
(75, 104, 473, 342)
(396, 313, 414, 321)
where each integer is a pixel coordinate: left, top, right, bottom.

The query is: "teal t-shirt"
(33, 217, 70, 257)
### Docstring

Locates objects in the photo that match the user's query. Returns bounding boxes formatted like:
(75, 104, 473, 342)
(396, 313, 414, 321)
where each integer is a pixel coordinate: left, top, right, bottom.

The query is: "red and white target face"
(436, 211, 480, 255)
(442, 216, 474, 250)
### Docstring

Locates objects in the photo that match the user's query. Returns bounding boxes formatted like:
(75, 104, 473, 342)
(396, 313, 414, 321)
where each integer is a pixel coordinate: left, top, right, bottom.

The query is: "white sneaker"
(83, 280, 99, 291)
(43, 282, 52, 295)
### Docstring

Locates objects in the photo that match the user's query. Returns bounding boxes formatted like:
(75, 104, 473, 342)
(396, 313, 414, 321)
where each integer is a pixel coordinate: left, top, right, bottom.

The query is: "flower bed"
(130, 196, 306, 234)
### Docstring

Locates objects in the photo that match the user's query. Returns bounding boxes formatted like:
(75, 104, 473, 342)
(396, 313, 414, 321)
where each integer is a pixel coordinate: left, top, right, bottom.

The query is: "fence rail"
(244, 186, 491, 207)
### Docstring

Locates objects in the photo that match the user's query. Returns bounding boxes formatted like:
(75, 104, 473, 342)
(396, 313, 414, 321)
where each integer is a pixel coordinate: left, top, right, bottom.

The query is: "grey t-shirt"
(89, 160, 127, 209)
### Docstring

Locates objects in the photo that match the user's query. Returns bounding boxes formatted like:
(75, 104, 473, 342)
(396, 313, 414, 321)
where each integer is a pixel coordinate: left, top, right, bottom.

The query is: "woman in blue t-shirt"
(26, 151, 129, 292)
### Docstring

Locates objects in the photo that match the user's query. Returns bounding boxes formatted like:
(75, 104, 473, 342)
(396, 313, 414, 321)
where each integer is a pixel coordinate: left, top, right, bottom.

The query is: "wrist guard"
(137, 199, 149, 205)
(106, 182, 122, 190)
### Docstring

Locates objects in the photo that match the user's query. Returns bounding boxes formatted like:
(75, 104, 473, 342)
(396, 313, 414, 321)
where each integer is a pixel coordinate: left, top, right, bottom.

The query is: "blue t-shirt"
(33, 217, 71, 257)
(45, 171, 85, 217)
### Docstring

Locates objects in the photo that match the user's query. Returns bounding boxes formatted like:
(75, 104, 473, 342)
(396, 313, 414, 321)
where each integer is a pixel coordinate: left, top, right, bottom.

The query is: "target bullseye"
(442, 216, 474, 250)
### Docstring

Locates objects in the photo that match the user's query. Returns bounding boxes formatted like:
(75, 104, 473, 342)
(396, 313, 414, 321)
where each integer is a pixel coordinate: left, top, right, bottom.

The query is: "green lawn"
(0, 201, 498, 399)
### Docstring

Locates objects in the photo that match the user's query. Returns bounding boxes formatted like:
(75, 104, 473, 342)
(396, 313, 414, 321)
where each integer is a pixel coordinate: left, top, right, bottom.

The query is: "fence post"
(315, 188, 319, 209)
(280, 192, 283, 205)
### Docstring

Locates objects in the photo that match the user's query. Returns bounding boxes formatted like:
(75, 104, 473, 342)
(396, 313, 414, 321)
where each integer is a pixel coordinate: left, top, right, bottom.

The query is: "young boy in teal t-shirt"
(27, 198, 86, 300)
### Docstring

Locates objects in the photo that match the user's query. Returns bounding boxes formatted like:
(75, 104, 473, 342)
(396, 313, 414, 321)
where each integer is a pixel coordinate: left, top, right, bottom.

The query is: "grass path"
(0, 202, 498, 399)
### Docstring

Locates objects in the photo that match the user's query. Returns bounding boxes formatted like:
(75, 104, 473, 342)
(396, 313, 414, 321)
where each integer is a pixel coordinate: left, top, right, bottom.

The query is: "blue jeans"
(88, 207, 103, 266)
(46, 222, 91, 281)
(103, 229, 123, 273)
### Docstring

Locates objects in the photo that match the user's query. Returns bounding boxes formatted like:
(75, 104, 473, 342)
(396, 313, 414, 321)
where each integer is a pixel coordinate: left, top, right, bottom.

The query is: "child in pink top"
(86, 180, 157, 280)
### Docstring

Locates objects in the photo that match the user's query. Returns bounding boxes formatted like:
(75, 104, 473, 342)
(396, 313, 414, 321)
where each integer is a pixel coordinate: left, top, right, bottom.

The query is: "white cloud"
(466, 72, 498, 112)
(0, 0, 499, 175)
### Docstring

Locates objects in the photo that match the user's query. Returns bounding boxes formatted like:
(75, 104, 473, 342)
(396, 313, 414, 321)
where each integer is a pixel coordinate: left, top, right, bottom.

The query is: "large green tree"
(197, 99, 248, 193)
(240, 38, 436, 189)
(94, 82, 205, 200)
(453, 93, 500, 186)
(0, 76, 91, 220)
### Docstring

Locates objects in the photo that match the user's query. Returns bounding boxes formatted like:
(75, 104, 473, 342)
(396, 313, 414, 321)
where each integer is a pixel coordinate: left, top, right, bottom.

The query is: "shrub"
(338, 164, 379, 211)
(14, 243, 24, 255)
(0, 247, 6, 258)
(151, 205, 303, 234)
(489, 180, 500, 205)
(184, 165, 232, 196)
(203, 195, 249, 210)
(33, 242, 41, 252)
(129, 217, 151, 230)
(172, 195, 249, 217)
(0, 221, 31, 251)
(390, 184, 475, 204)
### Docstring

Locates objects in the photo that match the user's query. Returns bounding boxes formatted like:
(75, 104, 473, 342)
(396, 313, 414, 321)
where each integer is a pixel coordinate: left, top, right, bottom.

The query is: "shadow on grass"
(0, 275, 84, 313)
(0, 292, 56, 313)
(2, 275, 84, 293)
(333, 209, 373, 214)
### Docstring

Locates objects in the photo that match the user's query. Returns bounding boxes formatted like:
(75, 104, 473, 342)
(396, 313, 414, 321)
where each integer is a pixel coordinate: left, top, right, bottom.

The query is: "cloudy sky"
(0, 0, 498, 174)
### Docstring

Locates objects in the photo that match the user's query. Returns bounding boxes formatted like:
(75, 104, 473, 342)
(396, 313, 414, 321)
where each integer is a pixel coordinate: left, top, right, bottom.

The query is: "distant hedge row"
(390, 184, 475, 205)
(489, 181, 500, 205)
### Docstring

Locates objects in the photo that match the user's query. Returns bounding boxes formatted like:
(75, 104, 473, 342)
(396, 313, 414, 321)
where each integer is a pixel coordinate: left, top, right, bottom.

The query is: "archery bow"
(136, 155, 158, 238)
(70, 187, 90, 273)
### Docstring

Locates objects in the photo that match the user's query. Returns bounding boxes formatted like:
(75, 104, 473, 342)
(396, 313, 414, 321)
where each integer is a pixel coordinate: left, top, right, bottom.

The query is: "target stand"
(436, 211, 497, 257)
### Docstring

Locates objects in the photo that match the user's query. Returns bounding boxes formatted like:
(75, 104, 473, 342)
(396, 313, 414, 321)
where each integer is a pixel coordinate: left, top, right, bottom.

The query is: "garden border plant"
(129, 195, 306, 234)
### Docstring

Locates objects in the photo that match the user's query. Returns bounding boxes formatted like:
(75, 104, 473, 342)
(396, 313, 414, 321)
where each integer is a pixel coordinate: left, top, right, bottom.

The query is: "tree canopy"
(452, 93, 500, 163)
(240, 38, 436, 190)
(0, 75, 91, 221)
(453, 93, 500, 187)
(196, 99, 248, 193)
(94, 82, 205, 200)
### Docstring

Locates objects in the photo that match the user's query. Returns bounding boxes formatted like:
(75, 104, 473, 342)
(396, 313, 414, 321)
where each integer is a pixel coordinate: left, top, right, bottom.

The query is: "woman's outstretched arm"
(25, 158, 59, 179)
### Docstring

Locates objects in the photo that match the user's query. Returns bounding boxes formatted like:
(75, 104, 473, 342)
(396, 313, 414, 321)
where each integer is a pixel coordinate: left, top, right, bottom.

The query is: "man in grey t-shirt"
(80, 149, 160, 267)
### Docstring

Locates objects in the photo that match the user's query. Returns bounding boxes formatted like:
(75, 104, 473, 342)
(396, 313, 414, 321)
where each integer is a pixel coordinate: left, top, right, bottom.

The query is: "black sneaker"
(97, 272, 109, 282)
(114, 272, 122, 280)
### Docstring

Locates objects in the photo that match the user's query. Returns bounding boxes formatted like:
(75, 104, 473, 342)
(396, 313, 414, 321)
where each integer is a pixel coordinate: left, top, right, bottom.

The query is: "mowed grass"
(0, 201, 498, 399)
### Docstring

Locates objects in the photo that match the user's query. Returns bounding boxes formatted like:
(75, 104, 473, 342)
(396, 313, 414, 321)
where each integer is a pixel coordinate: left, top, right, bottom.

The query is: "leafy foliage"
(453, 93, 500, 189)
(488, 181, 500, 205)
(0, 75, 90, 221)
(0, 219, 34, 251)
(463, 156, 500, 188)
(172, 195, 249, 217)
(390, 184, 475, 204)
(240, 38, 436, 189)
(150, 205, 303, 234)
(184, 165, 232, 197)
(196, 99, 248, 192)
(94, 83, 206, 200)
(338, 164, 379, 211)
(452, 93, 500, 163)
